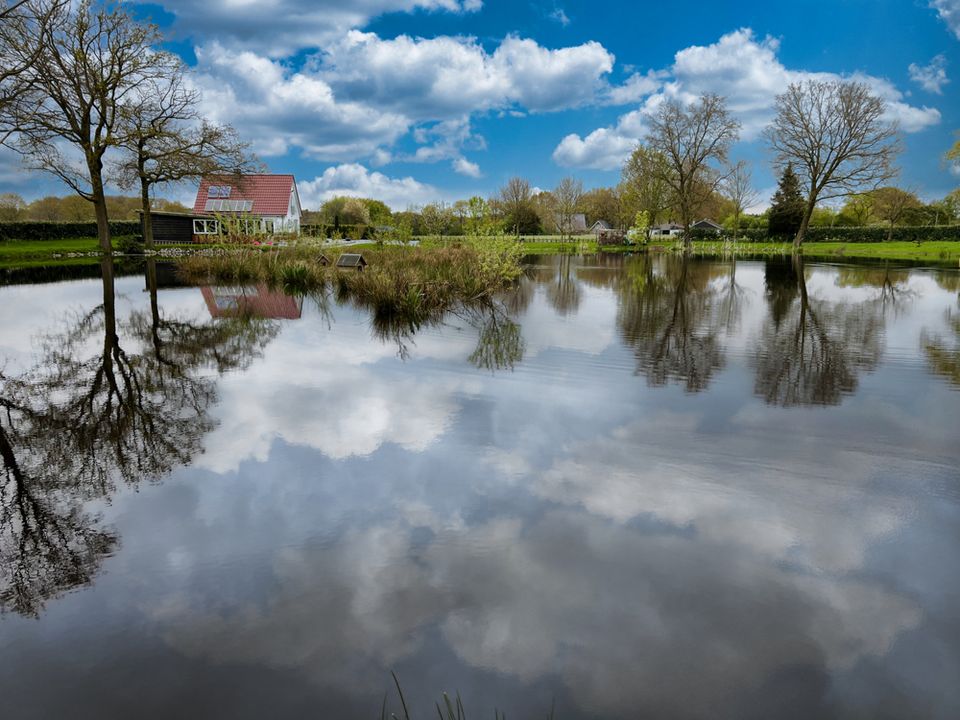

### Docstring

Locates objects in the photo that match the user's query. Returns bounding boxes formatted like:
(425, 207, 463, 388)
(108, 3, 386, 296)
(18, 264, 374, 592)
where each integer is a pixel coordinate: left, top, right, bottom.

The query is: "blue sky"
(2, 0, 959, 210)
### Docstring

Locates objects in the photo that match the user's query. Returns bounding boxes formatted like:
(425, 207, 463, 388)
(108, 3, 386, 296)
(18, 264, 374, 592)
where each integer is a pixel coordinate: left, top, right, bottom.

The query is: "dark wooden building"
(139, 210, 216, 244)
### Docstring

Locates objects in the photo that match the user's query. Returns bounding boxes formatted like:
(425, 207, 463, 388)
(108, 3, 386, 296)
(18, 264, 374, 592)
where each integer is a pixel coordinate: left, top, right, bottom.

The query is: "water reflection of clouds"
(3, 260, 960, 719)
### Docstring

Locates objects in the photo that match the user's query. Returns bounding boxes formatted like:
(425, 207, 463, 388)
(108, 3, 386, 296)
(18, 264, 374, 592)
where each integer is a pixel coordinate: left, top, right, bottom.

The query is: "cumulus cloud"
(130, 0, 484, 56)
(322, 31, 615, 115)
(554, 29, 941, 170)
(909, 54, 949, 94)
(298, 164, 445, 210)
(192, 43, 410, 160)
(930, 0, 960, 39)
(187, 31, 630, 167)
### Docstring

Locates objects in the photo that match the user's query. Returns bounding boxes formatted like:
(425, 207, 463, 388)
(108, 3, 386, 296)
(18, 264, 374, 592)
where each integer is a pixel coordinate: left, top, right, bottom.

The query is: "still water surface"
(0, 255, 958, 719)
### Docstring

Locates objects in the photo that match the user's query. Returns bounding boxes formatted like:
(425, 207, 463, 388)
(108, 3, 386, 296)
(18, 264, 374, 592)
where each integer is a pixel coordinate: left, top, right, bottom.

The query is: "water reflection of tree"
(618, 255, 726, 392)
(717, 259, 748, 335)
(466, 303, 525, 371)
(835, 265, 914, 316)
(752, 257, 883, 406)
(545, 254, 581, 316)
(921, 304, 960, 388)
(0, 258, 278, 616)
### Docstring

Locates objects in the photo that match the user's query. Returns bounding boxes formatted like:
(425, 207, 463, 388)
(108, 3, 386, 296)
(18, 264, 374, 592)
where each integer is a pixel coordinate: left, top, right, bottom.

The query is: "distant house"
(555, 213, 588, 234)
(692, 218, 722, 233)
(191, 174, 302, 238)
(649, 222, 685, 238)
(591, 219, 613, 234)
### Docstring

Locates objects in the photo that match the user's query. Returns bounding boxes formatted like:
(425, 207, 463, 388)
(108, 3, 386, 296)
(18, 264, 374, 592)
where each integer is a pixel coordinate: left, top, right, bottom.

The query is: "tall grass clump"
(380, 672, 556, 720)
(177, 242, 525, 325)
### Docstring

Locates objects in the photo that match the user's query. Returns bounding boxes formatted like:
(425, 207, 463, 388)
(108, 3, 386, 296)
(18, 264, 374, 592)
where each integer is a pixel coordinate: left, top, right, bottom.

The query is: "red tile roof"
(193, 174, 295, 216)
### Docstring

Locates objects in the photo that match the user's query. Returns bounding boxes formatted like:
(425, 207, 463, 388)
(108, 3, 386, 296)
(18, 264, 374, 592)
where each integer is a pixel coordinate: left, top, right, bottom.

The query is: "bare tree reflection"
(0, 258, 279, 616)
(545, 254, 581, 316)
(836, 265, 914, 316)
(752, 257, 883, 406)
(618, 255, 726, 392)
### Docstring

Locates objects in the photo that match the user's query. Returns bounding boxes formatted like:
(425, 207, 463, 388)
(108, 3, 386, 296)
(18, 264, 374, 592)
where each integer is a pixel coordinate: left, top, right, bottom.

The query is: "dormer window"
(208, 185, 232, 199)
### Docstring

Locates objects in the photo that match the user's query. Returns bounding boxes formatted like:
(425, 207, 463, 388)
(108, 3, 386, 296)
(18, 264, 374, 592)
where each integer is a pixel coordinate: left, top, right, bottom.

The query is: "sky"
(2, 0, 959, 211)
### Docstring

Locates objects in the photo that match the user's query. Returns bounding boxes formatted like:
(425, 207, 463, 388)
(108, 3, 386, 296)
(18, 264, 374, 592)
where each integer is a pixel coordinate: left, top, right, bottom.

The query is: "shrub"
(687, 225, 960, 243)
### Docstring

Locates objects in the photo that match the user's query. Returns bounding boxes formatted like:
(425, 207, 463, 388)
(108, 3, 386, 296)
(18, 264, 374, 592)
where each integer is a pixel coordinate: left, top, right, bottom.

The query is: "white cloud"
(452, 157, 482, 177)
(553, 29, 941, 170)
(188, 31, 627, 167)
(193, 43, 410, 160)
(909, 54, 949, 94)
(553, 109, 645, 170)
(131, 0, 484, 56)
(930, 0, 960, 39)
(297, 163, 443, 210)
(322, 31, 615, 115)
(549, 7, 570, 26)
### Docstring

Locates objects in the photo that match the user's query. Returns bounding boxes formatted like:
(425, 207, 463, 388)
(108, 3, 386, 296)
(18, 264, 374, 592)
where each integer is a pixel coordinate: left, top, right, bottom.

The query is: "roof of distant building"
(193, 174, 296, 216)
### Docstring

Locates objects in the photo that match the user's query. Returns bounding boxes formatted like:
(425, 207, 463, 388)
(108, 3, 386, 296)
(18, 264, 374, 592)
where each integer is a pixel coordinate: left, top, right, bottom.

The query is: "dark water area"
(0, 254, 958, 719)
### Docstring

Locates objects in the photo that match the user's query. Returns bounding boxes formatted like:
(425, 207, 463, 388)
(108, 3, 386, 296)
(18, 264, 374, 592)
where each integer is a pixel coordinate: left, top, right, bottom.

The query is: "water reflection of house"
(201, 285, 303, 320)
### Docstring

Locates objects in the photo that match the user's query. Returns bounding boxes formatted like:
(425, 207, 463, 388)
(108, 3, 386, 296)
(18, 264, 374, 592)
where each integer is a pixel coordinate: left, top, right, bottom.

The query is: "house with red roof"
(138, 174, 303, 244)
(191, 173, 302, 238)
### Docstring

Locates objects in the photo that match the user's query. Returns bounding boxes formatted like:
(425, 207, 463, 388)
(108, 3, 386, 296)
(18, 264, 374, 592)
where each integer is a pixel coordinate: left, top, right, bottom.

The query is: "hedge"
(688, 225, 960, 243)
(0, 221, 141, 241)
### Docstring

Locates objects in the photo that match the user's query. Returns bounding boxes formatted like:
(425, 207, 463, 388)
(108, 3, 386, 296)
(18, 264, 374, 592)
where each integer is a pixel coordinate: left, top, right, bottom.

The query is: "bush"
(117, 234, 145, 255)
(0, 220, 141, 241)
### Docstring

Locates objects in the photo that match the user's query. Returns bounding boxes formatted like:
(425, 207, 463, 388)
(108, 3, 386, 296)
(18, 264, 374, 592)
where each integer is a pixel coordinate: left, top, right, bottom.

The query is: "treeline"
(302, 173, 959, 241)
(0, 193, 189, 223)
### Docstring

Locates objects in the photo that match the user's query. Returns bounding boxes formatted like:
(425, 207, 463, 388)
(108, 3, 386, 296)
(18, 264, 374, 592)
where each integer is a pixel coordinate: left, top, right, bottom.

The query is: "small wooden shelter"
(317, 253, 331, 266)
(336, 253, 368, 271)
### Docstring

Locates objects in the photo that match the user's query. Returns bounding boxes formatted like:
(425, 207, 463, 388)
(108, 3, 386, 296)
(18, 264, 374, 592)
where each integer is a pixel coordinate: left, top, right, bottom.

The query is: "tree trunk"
(793, 196, 817, 250)
(140, 177, 154, 251)
(886, 221, 893, 242)
(89, 159, 111, 255)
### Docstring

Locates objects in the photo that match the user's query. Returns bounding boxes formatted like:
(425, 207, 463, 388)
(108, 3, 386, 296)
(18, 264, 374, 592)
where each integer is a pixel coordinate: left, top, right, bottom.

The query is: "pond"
(0, 254, 958, 719)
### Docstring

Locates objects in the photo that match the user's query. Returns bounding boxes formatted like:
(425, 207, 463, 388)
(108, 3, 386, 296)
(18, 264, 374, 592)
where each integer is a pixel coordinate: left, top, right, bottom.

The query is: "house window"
(264, 220, 275, 234)
(208, 185, 232, 199)
(193, 219, 219, 235)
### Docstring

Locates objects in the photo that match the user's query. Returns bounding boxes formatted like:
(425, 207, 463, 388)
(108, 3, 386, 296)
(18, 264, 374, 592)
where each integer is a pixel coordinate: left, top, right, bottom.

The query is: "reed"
(177, 242, 525, 323)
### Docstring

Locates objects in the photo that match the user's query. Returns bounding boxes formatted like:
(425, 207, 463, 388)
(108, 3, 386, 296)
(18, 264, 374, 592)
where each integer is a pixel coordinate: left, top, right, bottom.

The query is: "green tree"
(870, 187, 922, 239)
(620, 145, 674, 231)
(767, 164, 805, 238)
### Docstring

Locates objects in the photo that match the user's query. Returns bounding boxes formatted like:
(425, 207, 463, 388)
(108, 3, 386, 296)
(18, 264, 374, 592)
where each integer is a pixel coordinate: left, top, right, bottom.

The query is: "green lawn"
(3, 235, 960, 267)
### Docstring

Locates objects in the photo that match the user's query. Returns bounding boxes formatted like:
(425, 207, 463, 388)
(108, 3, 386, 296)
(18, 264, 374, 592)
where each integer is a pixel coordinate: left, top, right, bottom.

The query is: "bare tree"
(0, 1, 63, 127)
(764, 80, 901, 248)
(116, 61, 256, 249)
(1, 0, 169, 253)
(721, 160, 759, 240)
(553, 176, 583, 242)
(620, 144, 674, 236)
(645, 94, 740, 248)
